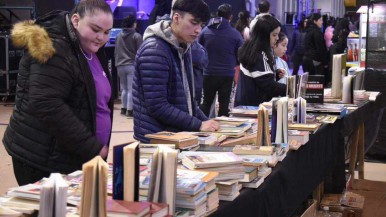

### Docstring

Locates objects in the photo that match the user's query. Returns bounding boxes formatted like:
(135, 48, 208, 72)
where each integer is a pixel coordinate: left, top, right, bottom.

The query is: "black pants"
(200, 75, 234, 117)
(302, 56, 325, 76)
(291, 53, 304, 76)
(12, 157, 51, 186)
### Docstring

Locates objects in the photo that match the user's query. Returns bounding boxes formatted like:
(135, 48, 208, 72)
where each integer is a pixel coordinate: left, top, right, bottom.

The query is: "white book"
(181, 152, 242, 169)
(39, 173, 68, 217)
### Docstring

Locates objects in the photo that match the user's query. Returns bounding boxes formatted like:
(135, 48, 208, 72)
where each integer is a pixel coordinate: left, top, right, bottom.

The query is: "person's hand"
(200, 120, 220, 132)
(277, 68, 286, 79)
(99, 145, 109, 159)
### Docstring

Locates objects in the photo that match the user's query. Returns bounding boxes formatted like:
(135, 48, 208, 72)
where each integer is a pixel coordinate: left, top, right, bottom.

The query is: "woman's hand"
(277, 68, 286, 79)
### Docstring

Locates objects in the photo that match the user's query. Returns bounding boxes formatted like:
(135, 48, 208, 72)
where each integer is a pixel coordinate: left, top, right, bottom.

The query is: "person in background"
(115, 14, 143, 117)
(191, 40, 208, 105)
(235, 10, 251, 41)
(199, 3, 243, 117)
(289, 18, 307, 76)
(303, 13, 328, 76)
(274, 32, 289, 84)
(324, 18, 336, 50)
(328, 18, 350, 85)
(250, 0, 271, 31)
(235, 15, 286, 107)
(3, 0, 114, 185)
(133, 0, 219, 143)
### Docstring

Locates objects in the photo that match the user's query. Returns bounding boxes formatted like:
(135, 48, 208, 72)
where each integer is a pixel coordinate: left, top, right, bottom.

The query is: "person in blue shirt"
(199, 3, 243, 117)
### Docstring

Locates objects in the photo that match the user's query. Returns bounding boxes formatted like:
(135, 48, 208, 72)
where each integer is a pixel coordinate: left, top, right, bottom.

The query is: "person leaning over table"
(132, 0, 219, 143)
(234, 15, 286, 107)
(2, 0, 114, 185)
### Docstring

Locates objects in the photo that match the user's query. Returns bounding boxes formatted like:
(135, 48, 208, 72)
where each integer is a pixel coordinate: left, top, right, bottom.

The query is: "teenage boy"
(133, 0, 219, 142)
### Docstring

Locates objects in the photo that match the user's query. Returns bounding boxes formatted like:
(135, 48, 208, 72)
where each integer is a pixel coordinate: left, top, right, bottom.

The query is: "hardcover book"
(145, 132, 198, 149)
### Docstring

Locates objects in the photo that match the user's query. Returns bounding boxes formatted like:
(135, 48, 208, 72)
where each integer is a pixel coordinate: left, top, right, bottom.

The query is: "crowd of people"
(2, 0, 355, 184)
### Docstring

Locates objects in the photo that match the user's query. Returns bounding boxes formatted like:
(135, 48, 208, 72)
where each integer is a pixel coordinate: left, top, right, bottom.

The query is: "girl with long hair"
(235, 15, 286, 106)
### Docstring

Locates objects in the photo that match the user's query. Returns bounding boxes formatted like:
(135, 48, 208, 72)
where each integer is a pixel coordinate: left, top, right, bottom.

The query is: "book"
(342, 75, 354, 104)
(106, 199, 150, 217)
(241, 176, 265, 189)
(273, 97, 288, 144)
(188, 132, 217, 145)
(239, 156, 268, 167)
(305, 75, 324, 104)
(123, 142, 140, 202)
(331, 53, 346, 98)
(39, 173, 68, 217)
(239, 166, 258, 183)
(0, 205, 22, 216)
(288, 130, 309, 146)
(147, 147, 162, 203)
(145, 132, 198, 149)
(232, 145, 274, 155)
(292, 97, 307, 124)
(288, 123, 320, 132)
(218, 133, 256, 147)
(196, 145, 234, 152)
(181, 152, 242, 169)
(229, 106, 259, 118)
(296, 72, 309, 99)
(286, 75, 296, 98)
(256, 105, 271, 146)
(149, 202, 169, 217)
(307, 103, 347, 117)
(158, 146, 178, 215)
(113, 142, 140, 201)
(80, 156, 109, 217)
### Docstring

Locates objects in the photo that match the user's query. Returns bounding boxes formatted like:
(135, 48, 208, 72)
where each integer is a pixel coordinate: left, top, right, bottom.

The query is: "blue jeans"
(117, 65, 134, 110)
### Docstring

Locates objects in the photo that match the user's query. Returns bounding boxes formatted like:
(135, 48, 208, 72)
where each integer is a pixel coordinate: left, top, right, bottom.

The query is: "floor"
(1, 100, 386, 195)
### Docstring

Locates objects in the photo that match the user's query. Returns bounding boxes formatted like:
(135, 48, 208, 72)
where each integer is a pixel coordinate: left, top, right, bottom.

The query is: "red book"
(106, 199, 150, 217)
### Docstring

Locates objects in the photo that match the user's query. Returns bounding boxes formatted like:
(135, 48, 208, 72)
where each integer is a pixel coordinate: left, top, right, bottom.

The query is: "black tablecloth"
(210, 99, 382, 217)
(210, 122, 342, 217)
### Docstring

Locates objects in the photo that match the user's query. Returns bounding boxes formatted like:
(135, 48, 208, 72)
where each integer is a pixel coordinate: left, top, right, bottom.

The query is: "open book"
(331, 53, 346, 98)
(256, 105, 271, 146)
(273, 97, 288, 144)
(80, 156, 109, 217)
(112, 142, 140, 201)
(39, 173, 68, 217)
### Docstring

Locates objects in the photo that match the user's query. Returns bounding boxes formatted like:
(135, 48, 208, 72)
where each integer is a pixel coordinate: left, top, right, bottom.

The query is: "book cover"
(181, 152, 242, 169)
(123, 142, 140, 202)
(106, 199, 150, 217)
(305, 75, 324, 104)
(145, 132, 198, 149)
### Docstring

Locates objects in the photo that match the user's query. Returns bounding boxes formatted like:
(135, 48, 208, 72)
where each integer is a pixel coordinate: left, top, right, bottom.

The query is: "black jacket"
(304, 25, 328, 65)
(2, 11, 114, 174)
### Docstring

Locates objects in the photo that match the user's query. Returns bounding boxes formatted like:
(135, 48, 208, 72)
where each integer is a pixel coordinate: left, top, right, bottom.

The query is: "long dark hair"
(307, 13, 322, 29)
(332, 18, 350, 43)
(239, 15, 281, 70)
(235, 10, 250, 36)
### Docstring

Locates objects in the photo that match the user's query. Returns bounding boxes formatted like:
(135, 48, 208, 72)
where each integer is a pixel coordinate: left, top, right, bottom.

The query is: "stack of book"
(306, 103, 347, 118)
(212, 117, 255, 137)
(288, 130, 309, 150)
(145, 131, 199, 150)
(181, 151, 244, 182)
(229, 106, 259, 118)
(216, 180, 241, 201)
(176, 169, 219, 216)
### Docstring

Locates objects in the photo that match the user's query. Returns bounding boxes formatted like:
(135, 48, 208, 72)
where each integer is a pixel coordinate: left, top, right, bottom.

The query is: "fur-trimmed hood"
(11, 11, 75, 64)
(11, 20, 55, 64)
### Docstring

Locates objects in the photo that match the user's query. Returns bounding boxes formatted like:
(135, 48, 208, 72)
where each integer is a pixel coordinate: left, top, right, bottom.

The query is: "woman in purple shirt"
(3, 0, 114, 185)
